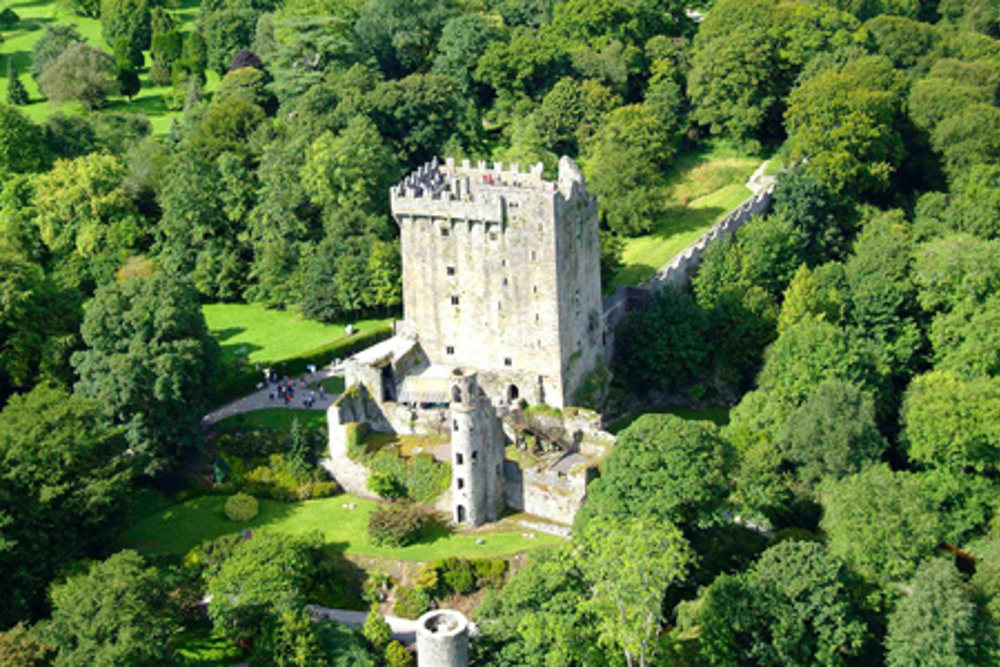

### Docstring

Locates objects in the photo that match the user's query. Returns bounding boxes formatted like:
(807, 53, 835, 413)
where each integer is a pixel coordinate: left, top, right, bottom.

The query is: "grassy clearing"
(612, 142, 761, 288)
(214, 407, 328, 432)
(204, 303, 392, 366)
(0, 0, 218, 134)
(175, 627, 244, 667)
(607, 406, 732, 434)
(124, 494, 561, 560)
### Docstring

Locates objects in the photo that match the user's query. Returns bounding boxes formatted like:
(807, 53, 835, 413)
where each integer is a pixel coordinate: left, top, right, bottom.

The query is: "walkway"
(306, 604, 419, 645)
(201, 366, 344, 427)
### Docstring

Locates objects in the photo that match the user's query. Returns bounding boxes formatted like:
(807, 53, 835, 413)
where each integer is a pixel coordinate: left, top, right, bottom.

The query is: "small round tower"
(450, 367, 485, 526)
(416, 610, 469, 667)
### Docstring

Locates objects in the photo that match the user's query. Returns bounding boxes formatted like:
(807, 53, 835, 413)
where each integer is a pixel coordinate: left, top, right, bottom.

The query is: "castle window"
(453, 420, 459, 431)
(457, 478, 465, 490)
(501, 259, 506, 267)
(471, 451, 478, 463)
(498, 301, 502, 311)
(504, 357, 513, 367)
(533, 286, 538, 294)
(446, 266, 455, 276)
(451, 295, 459, 305)
(502, 277, 508, 287)
(440, 227, 450, 237)
(530, 251, 537, 260)
(489, 231, 499, 241)
(446, 346, 455, 355)
(535, 313, 539, 322)
(456, 453, 464, 465)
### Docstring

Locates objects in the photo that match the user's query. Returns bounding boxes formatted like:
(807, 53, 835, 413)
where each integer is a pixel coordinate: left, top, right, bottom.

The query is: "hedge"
(211, 325, 393, 407)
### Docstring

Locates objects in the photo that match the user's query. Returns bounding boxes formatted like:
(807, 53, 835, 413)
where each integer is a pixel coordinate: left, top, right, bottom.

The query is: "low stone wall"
(502, 461, 591, 525)
(646, 184, 775, 292)
(323, 394, 376, 499)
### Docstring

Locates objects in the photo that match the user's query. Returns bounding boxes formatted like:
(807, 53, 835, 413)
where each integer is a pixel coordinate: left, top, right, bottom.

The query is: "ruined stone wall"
(502, 461, 592, 525)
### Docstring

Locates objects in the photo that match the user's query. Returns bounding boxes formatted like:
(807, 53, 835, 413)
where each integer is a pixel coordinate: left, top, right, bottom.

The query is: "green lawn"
(175, 627, 244, 667)
(611, 142, 762, 288)
(124, 494, 561, 560)
(214, 408, 328, 432)
(607, 406, 732, 434)
(204, 303, 392, 366)
(0, 0, 218, 134)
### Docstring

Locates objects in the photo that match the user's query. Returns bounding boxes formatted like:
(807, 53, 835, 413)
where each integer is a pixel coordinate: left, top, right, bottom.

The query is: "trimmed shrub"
(243, 454, 338, 502)
(392, 586, 431, 620)
(386, 640, 414, 667)
(471, 558, 508, 588)
(367, 450, 450, 504)
(440, 558, 475, 595)
(362, 606, 392, 652)
(367, 502, 428, 548)
(369, 471, 406, 500)
(0, 7, 20, 25)
(224, 493, 259, 522)
(412, 565, 439, 594)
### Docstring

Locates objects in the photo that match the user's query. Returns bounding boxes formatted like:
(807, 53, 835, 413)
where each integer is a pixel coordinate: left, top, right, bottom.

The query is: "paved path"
(202, 366, 343, 427)
(307, 604, 419, 645)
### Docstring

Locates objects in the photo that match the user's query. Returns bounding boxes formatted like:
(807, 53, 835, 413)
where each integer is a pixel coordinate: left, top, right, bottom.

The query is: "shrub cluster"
(224, 493, 259, 522)
(416, 557, 509, 599)
(242, 454, 338, 502)
(367, 502, 429, 548)
(366, 450, 451, 504)
(392, 585, 431, 620)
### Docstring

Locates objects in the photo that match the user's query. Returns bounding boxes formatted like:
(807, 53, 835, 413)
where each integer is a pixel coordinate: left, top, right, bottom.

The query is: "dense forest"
(4, 0, 1000, 663)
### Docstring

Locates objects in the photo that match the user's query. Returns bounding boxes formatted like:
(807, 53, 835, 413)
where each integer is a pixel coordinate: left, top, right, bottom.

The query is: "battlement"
(390, 156, 591, 220)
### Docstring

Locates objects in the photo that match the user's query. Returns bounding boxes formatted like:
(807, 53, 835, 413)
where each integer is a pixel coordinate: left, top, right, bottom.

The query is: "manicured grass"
(124, 494, 561, 560)
(0, 0, 218, 134)
(203, 303, 392, 366)
(607, 406, 732, 434)
(611, 142, 762, 288)
(308, 375, 346, 394)
(214, 407, 328, 432)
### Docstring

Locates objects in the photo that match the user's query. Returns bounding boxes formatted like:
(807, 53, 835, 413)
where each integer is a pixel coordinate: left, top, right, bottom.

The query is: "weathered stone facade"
(392, 156, 605, 408)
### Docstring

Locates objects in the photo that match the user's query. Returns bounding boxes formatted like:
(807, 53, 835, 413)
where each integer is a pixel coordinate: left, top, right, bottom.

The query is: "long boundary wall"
(601, 184, 775, 355)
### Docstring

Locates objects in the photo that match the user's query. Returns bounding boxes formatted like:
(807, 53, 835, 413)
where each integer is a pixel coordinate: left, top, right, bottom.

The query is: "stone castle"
(325, 156, 611, 527)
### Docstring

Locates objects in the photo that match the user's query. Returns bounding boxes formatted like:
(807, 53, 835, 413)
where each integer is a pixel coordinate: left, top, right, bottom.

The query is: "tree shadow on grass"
(10, 0, 55, 10)
(313, 541, 368, 610)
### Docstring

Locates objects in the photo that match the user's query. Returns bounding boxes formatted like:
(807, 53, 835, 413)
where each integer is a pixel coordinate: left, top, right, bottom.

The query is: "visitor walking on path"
(201, 366, 345, 426)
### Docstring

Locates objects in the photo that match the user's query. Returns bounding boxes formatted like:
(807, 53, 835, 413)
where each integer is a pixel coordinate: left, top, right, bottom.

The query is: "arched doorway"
(507, 384, 520, 404)
(456, 505, 466, 523)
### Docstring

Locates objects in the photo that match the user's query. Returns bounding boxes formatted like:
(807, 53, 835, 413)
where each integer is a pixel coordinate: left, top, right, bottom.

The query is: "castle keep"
(392, 156, 605, 408)
(325, 157, 610, 527)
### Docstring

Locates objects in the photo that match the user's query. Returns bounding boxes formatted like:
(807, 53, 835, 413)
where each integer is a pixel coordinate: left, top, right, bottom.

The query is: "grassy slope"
(125, 494, 561, 560)
(611, 142, 761, 288)
(203, 303, 392, 366)
(0, 0, 218, 134)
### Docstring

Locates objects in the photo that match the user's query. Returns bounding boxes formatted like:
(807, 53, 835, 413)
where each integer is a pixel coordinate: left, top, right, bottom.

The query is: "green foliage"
(0, 384, 131, 627)
(362, 606, 392, 652)
(385, 640, 413, 667)
(614, 286, 710, 392)
(0, 104, 50, 174)
(225, 492, 260, 521)
(361, 448, 450, 504)
(264, 609, 330, 667)
(698, 540, 873, 666)
(577, 413, 735, 531)
(354, 0, 456, 78)
(903, 371, 1000, 473)
(821, 465, 941, 589)
(242, 454, 339, 502)
(440, 557, 475, 594)
(48, 550, 178, 666)
(886, 559, 992, 666)
(101, 0, 151, 57)
(39, 42, 118, 110)
(31, 24, 84, 84)
(6, 62, 29, 106)
(368, 471, 406, 499)
(207, 531, 323, 643)
(577, 516, 692, 666)
(72, 272, 221, 472)
(0, 622, 54, 667)
(786, 55, 907, 195)
(392, 585, 431, 619)
(367, 502, 429, 548)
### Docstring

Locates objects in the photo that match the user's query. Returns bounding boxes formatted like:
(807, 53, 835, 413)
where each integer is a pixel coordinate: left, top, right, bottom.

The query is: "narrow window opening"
(456, 453, 464, 465)
(504, 357, 513, 367)
(446, 346, 455, 355)
(471, 451, 478, 463)
(457, 478, 465, 490)
(453, 419, 459, 431)
(446, 266, 455, 276)
(451, 295, 459, 305)
(440, 227, 450, 237)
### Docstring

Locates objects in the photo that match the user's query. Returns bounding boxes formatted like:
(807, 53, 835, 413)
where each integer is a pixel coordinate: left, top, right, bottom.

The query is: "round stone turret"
(416, 610, 469, 667)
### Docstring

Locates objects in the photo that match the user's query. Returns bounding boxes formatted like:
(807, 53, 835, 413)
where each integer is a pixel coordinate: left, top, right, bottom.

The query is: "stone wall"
(502, 460, 593, 525)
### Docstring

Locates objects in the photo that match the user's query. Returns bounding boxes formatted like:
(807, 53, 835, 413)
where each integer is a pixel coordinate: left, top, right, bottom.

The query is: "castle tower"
(416, 610, 469, 667)
(449, 368, 505, 526)
(391, 156, 605, 408)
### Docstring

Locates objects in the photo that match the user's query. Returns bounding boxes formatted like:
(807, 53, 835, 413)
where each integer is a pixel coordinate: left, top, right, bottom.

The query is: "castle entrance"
(381, 364, 396, 402)
(456, 505, 466, 523)
(506, 384, 519, 403)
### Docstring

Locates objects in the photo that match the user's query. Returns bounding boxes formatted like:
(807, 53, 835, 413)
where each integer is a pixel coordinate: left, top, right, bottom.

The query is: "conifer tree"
(6, 61, 29, 106)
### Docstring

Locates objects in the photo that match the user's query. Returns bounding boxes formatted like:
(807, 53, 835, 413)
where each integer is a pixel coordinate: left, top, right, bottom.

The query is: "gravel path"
(201, 366, 343, 427)
(306, 604, 419, 644)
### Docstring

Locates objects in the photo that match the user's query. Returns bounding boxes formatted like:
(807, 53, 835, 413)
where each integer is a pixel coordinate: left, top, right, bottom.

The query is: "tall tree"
(72, 272, 220, 472)
(48, 550, 178, 666)
(6, 61, 29, 106)
(39, 42, 118, 110)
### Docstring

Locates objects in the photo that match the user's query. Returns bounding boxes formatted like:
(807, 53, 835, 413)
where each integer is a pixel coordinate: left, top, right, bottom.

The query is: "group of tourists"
(263, 366, 327, 409)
